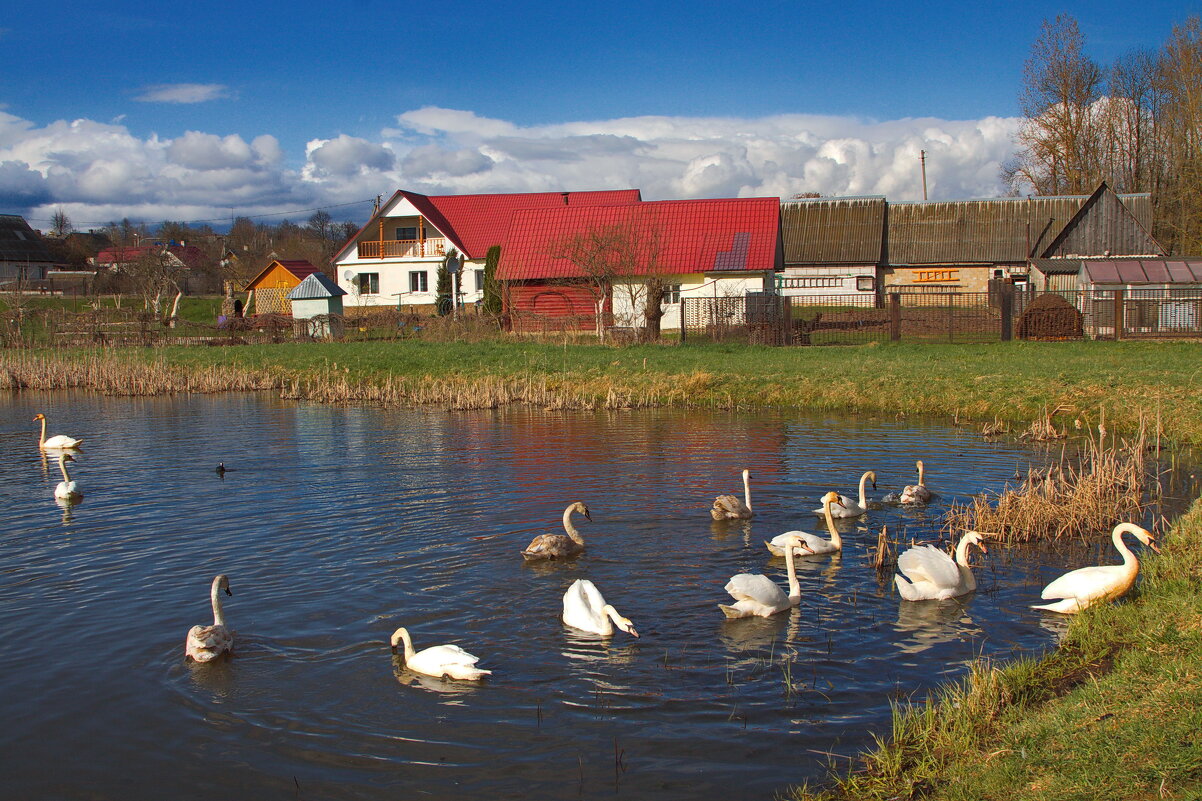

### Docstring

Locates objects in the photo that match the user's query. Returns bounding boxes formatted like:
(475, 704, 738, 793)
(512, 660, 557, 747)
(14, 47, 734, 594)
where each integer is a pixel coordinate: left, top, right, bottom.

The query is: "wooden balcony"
(358, 237, 448, 259)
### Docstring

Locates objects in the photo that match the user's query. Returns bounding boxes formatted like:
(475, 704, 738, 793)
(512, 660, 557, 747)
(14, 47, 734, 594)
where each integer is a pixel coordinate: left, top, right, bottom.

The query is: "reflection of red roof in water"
(496, 198, 782, 281)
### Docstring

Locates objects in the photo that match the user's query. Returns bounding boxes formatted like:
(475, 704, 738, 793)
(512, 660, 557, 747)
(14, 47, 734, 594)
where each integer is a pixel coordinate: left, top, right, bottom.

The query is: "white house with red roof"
(332, 189, 642, 310)
(497, 198, 784, 332)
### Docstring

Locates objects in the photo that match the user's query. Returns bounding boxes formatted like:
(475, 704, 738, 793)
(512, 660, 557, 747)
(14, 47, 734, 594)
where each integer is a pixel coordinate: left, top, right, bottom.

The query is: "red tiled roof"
(495, 198, 782, 281)
(334, 189, 642, 262)
(95, 245, 204, 268)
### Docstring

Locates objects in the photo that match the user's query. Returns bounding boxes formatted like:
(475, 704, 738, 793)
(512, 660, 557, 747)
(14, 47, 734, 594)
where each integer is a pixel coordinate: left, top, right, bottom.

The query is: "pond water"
(0, 392, 1189, 800)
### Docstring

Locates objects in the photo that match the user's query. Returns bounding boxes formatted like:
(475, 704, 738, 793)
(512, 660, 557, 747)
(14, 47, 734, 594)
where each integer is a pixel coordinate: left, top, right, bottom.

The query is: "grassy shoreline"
(3, 339, 1202, 798)
(3, 339, 1202, 443)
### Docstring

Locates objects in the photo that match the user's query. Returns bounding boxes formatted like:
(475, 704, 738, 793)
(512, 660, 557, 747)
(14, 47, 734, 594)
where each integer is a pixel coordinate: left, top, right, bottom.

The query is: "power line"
(17, 197, 378, 228)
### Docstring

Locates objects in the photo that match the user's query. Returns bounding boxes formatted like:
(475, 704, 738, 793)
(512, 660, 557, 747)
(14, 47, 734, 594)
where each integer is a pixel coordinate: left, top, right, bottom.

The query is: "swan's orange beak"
(32, 414, 44, 421)
(1147, 538, 1161, 554)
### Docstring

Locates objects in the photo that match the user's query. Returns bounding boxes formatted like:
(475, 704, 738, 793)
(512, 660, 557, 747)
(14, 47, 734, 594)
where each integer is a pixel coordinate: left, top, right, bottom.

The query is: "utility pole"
(920, 150, 929, 201)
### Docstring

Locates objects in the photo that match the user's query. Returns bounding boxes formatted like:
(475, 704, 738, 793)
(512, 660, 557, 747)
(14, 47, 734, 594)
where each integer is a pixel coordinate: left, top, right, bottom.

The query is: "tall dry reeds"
(943, 421, 1150, 543)
(0, 350, 278, 394)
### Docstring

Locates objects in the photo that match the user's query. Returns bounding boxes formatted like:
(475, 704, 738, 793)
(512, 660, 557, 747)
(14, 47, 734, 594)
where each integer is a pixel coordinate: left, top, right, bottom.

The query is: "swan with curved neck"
(770, 491, 843, 556)
(1033, 523, 1159, 614)
(900, 460, 932, 504)
(712, 468, 753, 520)
(562, 579, 639, 637)
(54, 453, 82, 501)
(720, 535, 812, 618)
(185, 575, 234, 662)
(390, 627, 491, 680)
(33, 414, 83, 451)
(895, 531, 989, 600)
(522, 502, 591, 560)
(815, 471, 875, 518)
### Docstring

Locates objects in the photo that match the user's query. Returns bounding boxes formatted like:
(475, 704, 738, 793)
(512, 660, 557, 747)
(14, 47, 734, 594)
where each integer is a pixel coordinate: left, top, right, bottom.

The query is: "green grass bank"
(3, 339, 1202, 443)
(792, 495, 1202, 801)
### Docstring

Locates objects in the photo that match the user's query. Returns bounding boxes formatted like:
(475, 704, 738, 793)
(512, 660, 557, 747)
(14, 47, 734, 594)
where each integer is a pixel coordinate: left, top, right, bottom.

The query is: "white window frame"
(409, 270, 429, 293)
(357, 272, 380, 295)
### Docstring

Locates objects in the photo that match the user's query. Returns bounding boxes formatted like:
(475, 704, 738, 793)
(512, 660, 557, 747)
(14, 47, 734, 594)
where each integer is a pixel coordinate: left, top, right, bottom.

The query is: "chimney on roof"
(561, 192, 570, 205)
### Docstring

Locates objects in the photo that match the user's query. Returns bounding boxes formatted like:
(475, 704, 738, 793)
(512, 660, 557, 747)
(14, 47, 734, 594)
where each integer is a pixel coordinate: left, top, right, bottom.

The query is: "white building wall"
(778, 265, 877, 297)
(612, 272, 774, 331)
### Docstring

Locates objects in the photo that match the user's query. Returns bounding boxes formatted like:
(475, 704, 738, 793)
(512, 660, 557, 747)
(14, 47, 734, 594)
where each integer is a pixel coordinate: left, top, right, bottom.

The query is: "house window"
(409, 271, 429, 293)
(665, 284, 682, 304)
(357, 273, 379, 295)
(475, 269, 485, 292)
(395, 226, 422, 241)
(856, 275, 875, 292)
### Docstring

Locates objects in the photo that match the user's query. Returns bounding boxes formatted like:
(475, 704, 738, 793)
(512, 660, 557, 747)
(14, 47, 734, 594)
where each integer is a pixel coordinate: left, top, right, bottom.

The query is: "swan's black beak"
(390, 643, 398, 654)
(225, 587, 233, 596)
(872, 480, 877, 490)
(584, 509, 592, 522)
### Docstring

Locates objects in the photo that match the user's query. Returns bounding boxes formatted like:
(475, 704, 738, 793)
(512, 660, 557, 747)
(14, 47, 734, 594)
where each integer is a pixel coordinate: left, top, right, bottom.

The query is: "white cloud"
(0, 106, 1023, 227)
(134, 83, 231, 104)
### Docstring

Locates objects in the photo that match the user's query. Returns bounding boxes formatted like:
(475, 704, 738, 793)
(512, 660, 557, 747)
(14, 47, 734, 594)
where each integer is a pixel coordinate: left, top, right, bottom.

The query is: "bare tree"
(1154, 16, 1202, 254)
(550, 224, 631, 341)
(1007, 15, 1105, 195)
(50, 209, 73, 237)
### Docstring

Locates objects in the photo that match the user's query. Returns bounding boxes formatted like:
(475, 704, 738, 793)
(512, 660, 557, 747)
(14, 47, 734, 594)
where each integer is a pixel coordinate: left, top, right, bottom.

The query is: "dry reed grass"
(0, 350, 278, 394)
(943, 420, 1149, 543)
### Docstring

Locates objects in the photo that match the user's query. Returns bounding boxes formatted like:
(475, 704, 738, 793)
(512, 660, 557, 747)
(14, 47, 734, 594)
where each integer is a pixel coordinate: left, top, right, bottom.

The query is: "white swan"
(768, 491, 843, 556)
(562, 579, 639, 638)
(185, 575, 234, 662)
(390, 627, 491, 681)
(522, 502, 591, 560)
(895, 531, 989, 601)
(900, 460, 933, 504)
(33, 413, 83, 451)
(712, 468, 753, 520)
(814, 471, 875, 518)
(719, 535, 811, 618)
(1032, 523, 1159, 614)
(53, 453, 82, 501)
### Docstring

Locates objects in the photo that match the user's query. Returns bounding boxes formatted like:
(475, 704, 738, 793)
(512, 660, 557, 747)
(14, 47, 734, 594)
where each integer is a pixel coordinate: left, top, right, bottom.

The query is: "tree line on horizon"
(1006, 13, 1202, 256)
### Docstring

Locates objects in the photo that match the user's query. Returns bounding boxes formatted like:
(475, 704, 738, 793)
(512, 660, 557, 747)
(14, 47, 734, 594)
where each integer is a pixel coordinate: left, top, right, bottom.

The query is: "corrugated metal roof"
(780, 197, 884, 264)
(496, 198, 781, 281)
(0, 215, 56, 264)
(1030, 258, 1082, 275)
(1039, 185, 1163, 258)
(887, 189, 1158, 264)
(286, 272, 346, 299)
(1083, 259, 1202, 285)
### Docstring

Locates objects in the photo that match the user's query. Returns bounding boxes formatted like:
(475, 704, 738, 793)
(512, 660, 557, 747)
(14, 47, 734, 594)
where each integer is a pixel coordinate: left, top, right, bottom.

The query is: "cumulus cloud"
(0, 105, 1023, 227)
(305, 134, 395, 177)
(134, 83, 231, 104)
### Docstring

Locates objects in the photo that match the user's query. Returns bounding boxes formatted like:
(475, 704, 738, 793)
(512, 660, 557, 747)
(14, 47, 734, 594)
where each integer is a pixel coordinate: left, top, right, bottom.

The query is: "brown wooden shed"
(242, 259, 323, 314)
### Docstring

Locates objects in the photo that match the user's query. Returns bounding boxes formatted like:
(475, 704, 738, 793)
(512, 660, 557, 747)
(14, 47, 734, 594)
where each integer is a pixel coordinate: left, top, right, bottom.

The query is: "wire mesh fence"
(681, 286, 1202, 345)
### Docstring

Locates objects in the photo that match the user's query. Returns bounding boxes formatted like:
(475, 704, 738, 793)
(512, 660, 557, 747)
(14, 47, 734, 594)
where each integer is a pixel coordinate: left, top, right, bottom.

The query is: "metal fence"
(681, 286, 1202, 345)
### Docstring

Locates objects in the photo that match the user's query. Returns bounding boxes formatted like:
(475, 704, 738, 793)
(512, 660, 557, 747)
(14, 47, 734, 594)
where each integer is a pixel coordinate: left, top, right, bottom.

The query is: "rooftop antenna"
(920, 150, 929, 201)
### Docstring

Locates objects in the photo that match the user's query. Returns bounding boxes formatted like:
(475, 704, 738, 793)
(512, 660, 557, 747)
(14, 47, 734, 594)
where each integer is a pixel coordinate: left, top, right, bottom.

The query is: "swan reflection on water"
(891, 598, 982, 656)
(560, 628, 640, 666)
(719, 607, 800, 655)
(710, 518, 753, 545)
(54, 494, 81, 525)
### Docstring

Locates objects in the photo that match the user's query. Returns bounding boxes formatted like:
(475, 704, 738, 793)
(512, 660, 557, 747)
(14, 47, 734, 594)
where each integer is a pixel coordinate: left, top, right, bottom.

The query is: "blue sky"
(0, 0, 1192, 228)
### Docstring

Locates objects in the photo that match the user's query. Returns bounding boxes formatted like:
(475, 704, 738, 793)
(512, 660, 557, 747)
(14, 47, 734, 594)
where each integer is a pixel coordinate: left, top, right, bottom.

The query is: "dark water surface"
(0, 392, 1186, 800)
